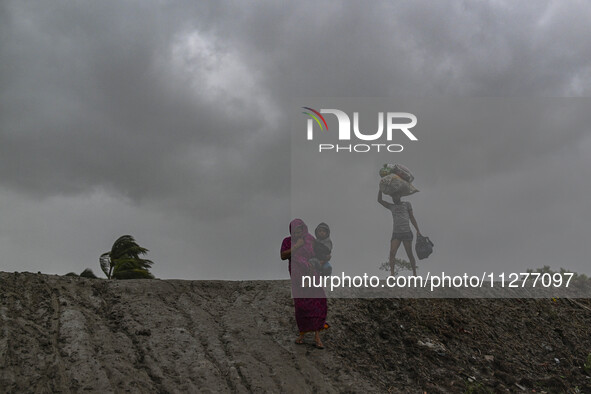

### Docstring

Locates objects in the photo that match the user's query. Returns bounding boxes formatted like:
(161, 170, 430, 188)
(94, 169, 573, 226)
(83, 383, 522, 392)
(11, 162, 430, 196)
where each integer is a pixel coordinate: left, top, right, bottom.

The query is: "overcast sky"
(1, 1, 590, 280)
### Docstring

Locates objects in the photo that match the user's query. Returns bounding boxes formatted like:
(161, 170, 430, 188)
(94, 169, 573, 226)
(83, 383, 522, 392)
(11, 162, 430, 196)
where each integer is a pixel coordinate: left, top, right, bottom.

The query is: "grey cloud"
(213, 1, 591, 98)
(1, 1, 287, 223)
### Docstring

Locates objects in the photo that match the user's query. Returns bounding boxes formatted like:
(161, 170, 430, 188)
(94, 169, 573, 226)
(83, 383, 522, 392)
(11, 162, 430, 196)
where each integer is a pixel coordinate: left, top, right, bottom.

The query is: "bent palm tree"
(100, 235, 155, 279)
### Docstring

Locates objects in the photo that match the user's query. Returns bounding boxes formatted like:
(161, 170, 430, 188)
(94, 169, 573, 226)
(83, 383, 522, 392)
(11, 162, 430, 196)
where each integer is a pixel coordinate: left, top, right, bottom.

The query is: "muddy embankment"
(1, 272, 591, 393)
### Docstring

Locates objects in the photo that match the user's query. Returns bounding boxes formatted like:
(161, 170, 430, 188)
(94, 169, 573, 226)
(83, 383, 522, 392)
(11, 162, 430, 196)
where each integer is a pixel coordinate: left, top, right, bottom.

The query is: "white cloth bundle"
(378, 163, 414, 183)
(378, 163, 419, 197)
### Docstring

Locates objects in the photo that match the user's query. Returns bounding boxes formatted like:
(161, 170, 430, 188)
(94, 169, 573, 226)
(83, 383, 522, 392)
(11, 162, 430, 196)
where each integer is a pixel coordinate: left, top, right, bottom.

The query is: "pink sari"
(281, 219, 328, 333)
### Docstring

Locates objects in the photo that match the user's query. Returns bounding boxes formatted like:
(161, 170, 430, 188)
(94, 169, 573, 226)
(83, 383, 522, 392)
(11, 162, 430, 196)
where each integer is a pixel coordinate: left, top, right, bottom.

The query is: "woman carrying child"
(280, 218, 329, 349)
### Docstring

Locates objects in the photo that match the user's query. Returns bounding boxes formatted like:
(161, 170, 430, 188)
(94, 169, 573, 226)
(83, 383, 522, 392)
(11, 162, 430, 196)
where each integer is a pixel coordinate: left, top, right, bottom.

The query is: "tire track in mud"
(48, 278, 116, 391)
(213, 284, 261, 392)
(173, 281, 286, 392)
(182, 281, 250, 392)
(0, 273, 56, 392)
(45, 282, 70, 392)
(217, 285, 261, 393)
(153, 282, 206, 392)
(230, 285, 289, 392)
(94, 279, 236, 392)
(219, 282, 329, 393)
(92, 279, 165, 393)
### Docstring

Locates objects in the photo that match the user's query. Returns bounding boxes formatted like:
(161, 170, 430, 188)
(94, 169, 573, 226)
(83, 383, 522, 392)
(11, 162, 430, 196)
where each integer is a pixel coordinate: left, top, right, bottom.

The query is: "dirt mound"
(1, 272, 590, 393)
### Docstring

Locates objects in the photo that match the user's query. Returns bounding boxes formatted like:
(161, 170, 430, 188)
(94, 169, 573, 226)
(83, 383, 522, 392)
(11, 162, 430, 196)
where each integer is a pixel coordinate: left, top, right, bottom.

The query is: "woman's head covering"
(290, 218, 308, 235)
(315, 222, 330, 238)
(288, 218, 315, 263)
(287, 218, 326, 300)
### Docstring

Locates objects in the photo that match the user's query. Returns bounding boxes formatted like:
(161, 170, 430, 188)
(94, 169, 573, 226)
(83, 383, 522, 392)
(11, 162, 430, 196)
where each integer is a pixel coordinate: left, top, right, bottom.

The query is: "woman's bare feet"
(295, 333, 305, 345)
(314, 331, 324, 349)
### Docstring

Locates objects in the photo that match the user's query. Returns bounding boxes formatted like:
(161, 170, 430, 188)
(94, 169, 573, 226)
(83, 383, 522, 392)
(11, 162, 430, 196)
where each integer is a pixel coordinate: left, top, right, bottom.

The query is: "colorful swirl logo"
(301, 107, 328, 131)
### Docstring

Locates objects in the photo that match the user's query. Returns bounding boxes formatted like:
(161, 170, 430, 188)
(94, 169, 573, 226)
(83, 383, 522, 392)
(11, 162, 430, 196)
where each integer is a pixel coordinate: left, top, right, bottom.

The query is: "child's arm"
(378, 190, 393, 209)
(409, 208, 421, 236)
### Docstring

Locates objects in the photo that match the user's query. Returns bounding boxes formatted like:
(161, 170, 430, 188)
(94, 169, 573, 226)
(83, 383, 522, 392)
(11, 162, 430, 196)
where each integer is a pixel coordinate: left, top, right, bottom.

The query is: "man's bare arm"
(378, 190, 393, 208)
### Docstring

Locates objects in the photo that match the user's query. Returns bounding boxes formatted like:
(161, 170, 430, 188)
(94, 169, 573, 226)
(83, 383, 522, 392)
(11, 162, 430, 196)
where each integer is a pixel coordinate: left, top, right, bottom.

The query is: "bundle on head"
(378, 163, 414, 183)
(379, 174, 419, 197)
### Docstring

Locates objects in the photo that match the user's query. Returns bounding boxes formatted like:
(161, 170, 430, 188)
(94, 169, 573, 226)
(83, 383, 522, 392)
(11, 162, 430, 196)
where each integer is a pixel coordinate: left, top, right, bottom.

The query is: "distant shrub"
(526, 265, 589, 281)
(526, 266, 591, 288)
(80, 268, 98, 278)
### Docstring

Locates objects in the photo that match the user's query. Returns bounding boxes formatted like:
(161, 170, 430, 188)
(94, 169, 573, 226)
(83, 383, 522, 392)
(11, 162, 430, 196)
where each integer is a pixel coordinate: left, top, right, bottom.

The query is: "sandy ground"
(1, 272, 591, 393)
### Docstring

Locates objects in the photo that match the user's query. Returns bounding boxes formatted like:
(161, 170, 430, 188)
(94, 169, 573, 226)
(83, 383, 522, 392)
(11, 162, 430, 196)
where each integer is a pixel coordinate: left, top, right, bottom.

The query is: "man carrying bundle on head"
(377, 164, 421, 276)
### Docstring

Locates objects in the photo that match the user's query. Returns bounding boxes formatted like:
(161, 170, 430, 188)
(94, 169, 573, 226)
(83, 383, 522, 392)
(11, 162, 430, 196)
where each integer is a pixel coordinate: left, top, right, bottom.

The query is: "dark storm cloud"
(3, 1, 591, 201)
(212, 1, 591, 98)
(0, 1, 286, 220)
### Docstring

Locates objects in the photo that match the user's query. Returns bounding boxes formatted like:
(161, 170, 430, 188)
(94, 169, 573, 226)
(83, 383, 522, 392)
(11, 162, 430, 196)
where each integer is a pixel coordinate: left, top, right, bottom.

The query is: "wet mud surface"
(1, 272, 590, 393)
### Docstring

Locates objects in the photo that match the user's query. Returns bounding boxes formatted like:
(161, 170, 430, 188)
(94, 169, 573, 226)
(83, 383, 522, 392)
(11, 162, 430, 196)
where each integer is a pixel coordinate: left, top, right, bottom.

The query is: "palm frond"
(110, 235, 150, 260)
(100, 235, 155, 280)
(99, 253, 111, 278)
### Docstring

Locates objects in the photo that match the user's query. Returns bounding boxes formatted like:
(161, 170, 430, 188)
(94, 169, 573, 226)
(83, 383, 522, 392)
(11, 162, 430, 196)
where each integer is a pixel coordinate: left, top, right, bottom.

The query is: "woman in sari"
(280, 218, 328, 349)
